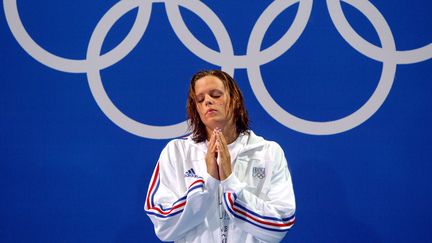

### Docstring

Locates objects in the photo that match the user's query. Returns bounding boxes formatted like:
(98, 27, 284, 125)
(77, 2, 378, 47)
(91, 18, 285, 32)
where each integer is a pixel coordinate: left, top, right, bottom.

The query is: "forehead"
(194, 75, 225, 94)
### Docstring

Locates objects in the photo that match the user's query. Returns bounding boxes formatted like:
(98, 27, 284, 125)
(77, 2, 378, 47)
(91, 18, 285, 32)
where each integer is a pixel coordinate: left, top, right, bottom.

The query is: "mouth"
(206, 109, 217, 115)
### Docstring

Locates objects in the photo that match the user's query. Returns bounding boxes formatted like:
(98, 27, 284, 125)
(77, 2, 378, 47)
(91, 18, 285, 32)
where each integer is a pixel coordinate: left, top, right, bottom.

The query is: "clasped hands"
(205, 128, 232, 181)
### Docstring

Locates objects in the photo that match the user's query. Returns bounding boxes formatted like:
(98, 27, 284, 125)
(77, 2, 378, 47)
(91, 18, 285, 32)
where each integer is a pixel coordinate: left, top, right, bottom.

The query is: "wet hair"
(186, 70, 249, 143)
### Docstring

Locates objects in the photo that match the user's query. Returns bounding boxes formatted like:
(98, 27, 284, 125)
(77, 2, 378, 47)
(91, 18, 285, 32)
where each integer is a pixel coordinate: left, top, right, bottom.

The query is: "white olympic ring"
(3, 0, 432, 138)
(3, 0, 152, 73)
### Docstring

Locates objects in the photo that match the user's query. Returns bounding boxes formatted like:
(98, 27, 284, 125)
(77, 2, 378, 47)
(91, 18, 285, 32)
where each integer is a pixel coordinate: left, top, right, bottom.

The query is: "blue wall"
(1, 0, 431, 242)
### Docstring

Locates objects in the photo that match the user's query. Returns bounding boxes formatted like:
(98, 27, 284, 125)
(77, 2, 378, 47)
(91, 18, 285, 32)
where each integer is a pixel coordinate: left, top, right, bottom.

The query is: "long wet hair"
(186, 70, 249, 143)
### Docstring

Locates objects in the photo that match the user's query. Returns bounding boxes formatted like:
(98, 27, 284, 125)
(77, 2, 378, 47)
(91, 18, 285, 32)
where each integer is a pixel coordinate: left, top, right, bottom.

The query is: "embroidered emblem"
(184, 168, 201, 178)
(252, 167, 265, 179)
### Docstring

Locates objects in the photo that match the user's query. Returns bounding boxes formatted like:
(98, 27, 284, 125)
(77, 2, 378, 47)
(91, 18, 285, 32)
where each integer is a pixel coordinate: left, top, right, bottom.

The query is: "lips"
(206, 108, 217, 115)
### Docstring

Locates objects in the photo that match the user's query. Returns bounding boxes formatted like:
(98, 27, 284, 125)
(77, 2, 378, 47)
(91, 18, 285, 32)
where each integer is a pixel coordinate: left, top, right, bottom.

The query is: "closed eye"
(195, 90, 223, 103)
(210, 90, 223, 98)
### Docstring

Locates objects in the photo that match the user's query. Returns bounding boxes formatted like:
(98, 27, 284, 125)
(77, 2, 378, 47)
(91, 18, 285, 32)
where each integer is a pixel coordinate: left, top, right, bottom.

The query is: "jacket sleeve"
(221, 142, 296, 242)
(144, 141, 219, 242)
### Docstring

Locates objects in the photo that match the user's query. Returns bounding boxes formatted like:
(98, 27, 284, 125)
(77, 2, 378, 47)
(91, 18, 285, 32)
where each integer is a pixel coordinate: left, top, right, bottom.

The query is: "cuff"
(221, 173, 246, 194)
(205, 174, 220, 193)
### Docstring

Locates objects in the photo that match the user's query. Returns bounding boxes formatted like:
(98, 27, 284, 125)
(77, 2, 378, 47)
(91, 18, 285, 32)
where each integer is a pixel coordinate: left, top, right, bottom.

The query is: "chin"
(205, 120, 225, 130)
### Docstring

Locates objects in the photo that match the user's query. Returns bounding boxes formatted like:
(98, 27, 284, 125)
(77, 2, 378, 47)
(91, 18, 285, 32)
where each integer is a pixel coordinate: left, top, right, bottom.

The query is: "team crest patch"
(252, 167, 265, 179)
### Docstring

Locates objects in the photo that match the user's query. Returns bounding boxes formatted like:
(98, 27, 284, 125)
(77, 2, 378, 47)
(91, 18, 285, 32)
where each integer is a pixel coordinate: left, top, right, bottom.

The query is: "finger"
(217, 133, 228, 154)
(214, 133, 220, 152)
(208, 132, 217, 150)
(219, 132, 228, 147)
(210, 130, 217, 143)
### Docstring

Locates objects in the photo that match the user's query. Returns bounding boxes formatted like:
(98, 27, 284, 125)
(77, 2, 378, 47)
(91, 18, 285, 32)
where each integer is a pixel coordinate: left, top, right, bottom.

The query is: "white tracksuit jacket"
(145, 131, 296, 242)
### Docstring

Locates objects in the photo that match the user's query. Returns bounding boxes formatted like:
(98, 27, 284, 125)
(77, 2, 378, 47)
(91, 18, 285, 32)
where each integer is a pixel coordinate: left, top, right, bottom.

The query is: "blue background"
(1, 0, 431, 242)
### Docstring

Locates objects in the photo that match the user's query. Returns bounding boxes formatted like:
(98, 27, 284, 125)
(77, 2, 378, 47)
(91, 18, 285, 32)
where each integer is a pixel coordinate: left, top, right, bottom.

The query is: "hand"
(205, 129, 219, 180)
(215, 130, 232, 181)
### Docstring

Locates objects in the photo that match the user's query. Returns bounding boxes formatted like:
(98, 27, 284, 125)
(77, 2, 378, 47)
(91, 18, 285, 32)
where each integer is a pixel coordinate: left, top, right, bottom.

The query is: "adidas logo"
(184, 168, 201, 178)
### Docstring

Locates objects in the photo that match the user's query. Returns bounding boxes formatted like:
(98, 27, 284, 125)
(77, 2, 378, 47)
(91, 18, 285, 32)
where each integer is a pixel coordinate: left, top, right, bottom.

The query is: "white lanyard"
(206, 133, 248, 243)
(218, 185, 229, 243)
(218, 133, 247, 243)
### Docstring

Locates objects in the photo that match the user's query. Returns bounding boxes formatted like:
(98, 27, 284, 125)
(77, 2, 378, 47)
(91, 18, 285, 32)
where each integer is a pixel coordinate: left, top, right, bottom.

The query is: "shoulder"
(247, 130, 284, 152)
(160, 134, 200, 158)
(164, 136, 189, 149)
(246, 131, 287, 167)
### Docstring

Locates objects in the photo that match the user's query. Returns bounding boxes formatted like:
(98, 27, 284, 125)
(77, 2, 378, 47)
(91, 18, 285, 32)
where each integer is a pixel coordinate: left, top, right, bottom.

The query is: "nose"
(204, 94, 214, 106)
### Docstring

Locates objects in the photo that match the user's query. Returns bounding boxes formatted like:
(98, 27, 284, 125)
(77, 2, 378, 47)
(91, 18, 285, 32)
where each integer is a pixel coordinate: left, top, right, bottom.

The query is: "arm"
(222, 143, 296, 242)
(144, 142, 219, 242)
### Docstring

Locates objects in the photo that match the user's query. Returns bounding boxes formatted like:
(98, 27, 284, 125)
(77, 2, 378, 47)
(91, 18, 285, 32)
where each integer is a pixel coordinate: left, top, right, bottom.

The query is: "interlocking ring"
(4, 0, 431, 138)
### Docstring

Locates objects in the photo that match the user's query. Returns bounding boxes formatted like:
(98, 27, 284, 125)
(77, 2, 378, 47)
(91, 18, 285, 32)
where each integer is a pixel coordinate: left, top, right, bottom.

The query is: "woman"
(145, 70, 296, 242)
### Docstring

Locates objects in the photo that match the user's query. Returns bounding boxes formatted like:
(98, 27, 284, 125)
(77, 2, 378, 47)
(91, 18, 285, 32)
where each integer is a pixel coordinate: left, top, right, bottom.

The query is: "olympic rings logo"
(4, 0, 432, 139)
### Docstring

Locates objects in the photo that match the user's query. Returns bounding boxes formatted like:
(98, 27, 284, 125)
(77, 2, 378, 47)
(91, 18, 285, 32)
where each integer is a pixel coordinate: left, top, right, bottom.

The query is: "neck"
(223, 127, 238, 144)
(206, 123, 238, 144)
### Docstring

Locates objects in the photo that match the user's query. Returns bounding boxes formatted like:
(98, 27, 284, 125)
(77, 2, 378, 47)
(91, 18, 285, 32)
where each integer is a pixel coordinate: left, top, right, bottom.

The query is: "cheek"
(215, 96, 227, 107)
(223, 98, 230, 113)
